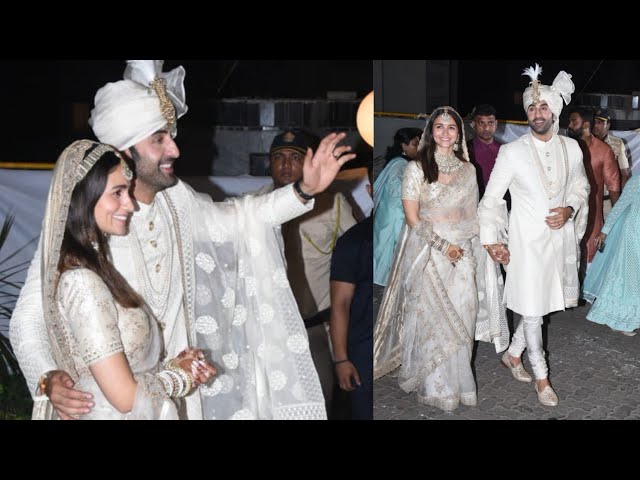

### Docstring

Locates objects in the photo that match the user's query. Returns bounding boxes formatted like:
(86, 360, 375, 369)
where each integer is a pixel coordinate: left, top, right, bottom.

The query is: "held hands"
(298, 132, 356, 199)
(174, 348, 217, 386)
(445, 244, 464, 266)
(484, 243, 510, 265)
(545, 207, 573, 230)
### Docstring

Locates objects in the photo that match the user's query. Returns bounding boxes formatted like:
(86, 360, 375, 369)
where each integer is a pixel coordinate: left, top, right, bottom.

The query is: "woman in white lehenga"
(374, 107, 508, 412)
(37, 140, 215, 420)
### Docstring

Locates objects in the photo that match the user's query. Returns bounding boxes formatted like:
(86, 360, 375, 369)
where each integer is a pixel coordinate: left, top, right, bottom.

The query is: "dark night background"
(1, 60, 373, 175)
(457, 59, 640, 120)
(3, 59, 638, 173)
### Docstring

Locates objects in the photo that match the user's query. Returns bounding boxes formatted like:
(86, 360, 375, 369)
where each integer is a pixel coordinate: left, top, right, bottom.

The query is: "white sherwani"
(479, 133, 590, 317)
(11, 180, 327, 420)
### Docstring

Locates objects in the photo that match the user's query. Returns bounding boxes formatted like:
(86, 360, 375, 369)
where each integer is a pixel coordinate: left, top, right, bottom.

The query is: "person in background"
(329, 166, 373, 420)
(373, 127, 422, 286)
(254, 129, 358, 418)
(467, 104, 505, 204)
(583, 173, 640, 336)
(592, 108, 631, 218)
(566, 107, 619, 271)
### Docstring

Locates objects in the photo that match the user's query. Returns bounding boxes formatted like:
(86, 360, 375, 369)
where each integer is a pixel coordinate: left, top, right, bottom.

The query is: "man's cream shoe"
(534, 383, 559, 407)
(501, 351, 532, 383)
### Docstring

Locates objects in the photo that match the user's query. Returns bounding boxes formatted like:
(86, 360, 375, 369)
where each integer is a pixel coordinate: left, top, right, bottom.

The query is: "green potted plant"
(0, 215, 33, 419)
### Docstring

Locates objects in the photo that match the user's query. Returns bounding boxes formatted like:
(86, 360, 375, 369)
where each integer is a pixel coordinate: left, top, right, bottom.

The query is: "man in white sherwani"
(478, 64, 590, 407)
(10, 60, 355, 420)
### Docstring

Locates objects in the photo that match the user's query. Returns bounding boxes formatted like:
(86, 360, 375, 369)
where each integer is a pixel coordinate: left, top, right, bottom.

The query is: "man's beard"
(529, 117, 553, 136)
(566, 127, 582, 140)
(131, 148, 178, 192)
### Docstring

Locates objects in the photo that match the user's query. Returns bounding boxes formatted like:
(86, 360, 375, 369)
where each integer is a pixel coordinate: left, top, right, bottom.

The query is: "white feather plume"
(124, 60, 164, 86)
(522, 63, 542, 81)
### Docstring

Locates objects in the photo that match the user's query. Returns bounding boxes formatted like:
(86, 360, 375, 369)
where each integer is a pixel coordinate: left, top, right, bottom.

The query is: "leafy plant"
(0, 215, 33, 419)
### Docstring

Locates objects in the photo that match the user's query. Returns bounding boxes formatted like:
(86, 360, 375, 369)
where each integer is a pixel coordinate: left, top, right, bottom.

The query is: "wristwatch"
(568, 206, 575, 219)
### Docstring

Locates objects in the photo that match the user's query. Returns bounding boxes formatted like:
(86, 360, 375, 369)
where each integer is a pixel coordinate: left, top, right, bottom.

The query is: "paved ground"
(373, 285, 640, 420)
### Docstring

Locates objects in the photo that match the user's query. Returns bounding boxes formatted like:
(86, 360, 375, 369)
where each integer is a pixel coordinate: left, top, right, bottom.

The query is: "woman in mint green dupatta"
(583, 173, 640, 335)
(373, 128, 422, 286)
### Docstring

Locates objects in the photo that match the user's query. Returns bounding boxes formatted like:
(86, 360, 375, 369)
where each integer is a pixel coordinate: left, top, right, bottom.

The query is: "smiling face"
(94, 164, 134, 236)
(526, 101, 554, 140)
(127, 130, 180, 201)
(432, 113, 459, 153)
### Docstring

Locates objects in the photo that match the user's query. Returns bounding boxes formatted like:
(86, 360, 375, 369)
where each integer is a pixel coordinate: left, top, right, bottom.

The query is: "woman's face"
(402, 136, 420, 159)
(94, 165, 134, 236)
(432, 113, 459, 151)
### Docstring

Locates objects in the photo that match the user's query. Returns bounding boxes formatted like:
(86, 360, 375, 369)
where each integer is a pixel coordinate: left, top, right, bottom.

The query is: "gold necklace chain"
(302, 195, 342, 255)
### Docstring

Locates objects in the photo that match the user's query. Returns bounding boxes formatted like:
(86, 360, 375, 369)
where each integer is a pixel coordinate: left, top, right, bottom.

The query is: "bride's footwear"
(501, 351, 532, 383)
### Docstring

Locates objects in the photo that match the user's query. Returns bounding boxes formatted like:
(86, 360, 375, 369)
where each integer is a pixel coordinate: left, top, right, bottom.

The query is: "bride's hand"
(175, 348, 216, 385)
(446, 244, 464, 265)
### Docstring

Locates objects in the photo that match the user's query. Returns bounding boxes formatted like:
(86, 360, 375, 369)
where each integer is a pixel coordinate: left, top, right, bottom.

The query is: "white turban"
(89, 60, 188, 151)
(522, 64, 574, 134)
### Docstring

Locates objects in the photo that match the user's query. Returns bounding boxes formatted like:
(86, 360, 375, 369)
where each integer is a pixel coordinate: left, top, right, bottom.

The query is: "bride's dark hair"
(58, 149, 142, 308)
(417, 107, 467, 184)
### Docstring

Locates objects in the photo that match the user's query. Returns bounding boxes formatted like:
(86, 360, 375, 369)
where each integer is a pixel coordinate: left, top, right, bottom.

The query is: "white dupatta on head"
(40, 141, 121, 380)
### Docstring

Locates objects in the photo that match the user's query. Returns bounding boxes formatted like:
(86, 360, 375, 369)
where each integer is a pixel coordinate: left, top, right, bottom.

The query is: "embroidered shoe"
(534, 383, 559, 407)
(501, 351, 532, 383)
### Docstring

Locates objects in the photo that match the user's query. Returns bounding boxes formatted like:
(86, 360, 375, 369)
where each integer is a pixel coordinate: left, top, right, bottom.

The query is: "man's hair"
(569, 107, 594, 125)
(471, 104, 497, 119)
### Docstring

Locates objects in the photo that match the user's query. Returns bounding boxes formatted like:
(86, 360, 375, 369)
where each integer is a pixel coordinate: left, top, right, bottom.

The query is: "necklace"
(130, 198, 174, 320)
(434, 152, 462, 174)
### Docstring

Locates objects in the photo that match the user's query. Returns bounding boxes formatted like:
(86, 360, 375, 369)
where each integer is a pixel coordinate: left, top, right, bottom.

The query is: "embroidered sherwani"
(254, 182, 356, 413)
(11, 180, 327, 420)
(478, 133, 590, 316)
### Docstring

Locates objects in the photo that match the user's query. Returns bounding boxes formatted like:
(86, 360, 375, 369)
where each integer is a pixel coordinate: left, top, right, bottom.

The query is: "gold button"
(155, 264, 161, 273)
(149, 221, 154, 231)
(150, 240, 157, 248)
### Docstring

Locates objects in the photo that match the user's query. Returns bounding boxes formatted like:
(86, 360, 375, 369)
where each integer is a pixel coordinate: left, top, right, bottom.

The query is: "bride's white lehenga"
(56, 269, 178, 420)
(374, 160, 508, 412)
(31, 141, 178, 420)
